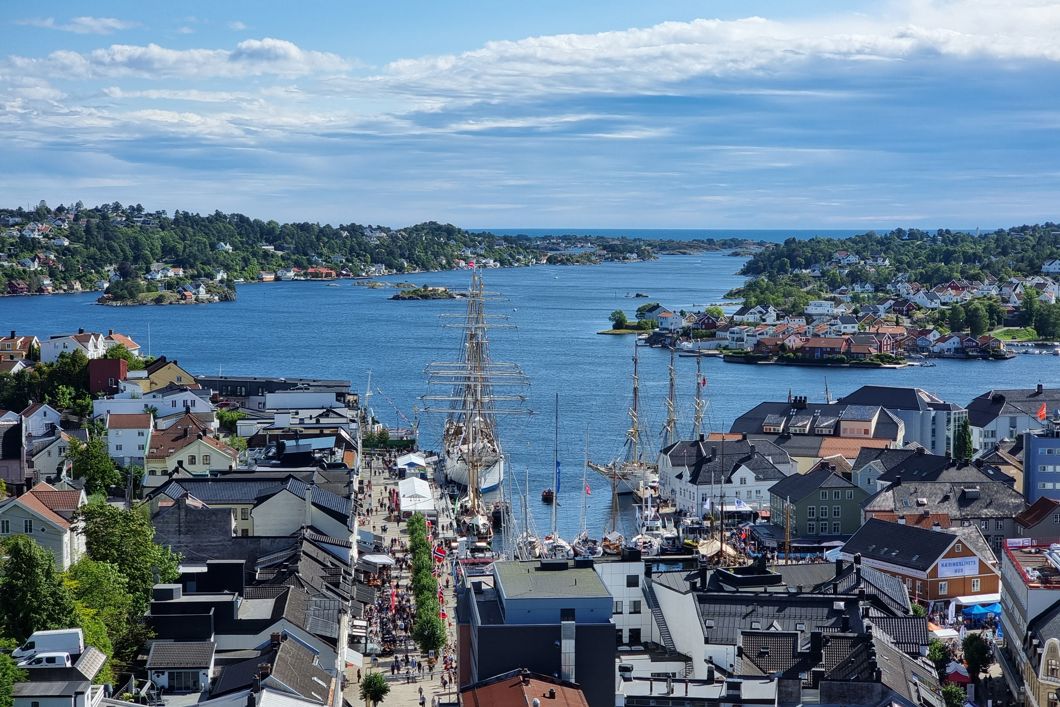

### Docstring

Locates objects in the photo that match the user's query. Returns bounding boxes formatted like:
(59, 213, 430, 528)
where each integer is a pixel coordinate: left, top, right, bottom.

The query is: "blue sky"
(2, 1, 1059, 229)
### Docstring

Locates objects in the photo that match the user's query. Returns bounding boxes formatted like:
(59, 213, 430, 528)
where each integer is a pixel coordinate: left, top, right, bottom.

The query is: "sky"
(2, 0, 1059, 229)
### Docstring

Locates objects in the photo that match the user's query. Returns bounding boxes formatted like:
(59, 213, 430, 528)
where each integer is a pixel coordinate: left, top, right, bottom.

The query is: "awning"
(954, 593, 1000, 606)
(362, 554, 396, 566)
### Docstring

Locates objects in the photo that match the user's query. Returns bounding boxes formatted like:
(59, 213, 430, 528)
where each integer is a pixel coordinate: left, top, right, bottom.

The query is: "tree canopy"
(0, 536, 77, 641)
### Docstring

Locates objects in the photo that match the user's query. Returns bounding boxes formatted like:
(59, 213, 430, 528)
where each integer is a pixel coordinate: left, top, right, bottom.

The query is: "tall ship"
(588, 340, 658, 495)
(422, 269, 529, 494)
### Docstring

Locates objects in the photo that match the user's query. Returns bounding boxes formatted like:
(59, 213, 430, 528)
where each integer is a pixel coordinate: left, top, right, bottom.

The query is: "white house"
(21, 402, 62, 438)
(0, 482, 87, 570)
(805, 300, 836, 317)
(39, 331, 108, 363)
(1042, 259, 1060, 275)
(106, 412, 153, 467)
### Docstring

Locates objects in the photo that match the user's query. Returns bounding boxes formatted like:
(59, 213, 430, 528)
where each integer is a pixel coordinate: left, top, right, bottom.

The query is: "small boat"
(541, 488, 554, 504)
(516, 532, 542, 559)
(627, 533, 661, 557)
(542, 533, 574, 559)
(572, 530, 603, 558)
(601, 530, 625, 555)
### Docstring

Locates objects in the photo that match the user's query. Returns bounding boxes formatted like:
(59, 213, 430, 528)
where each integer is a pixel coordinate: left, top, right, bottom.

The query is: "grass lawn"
(991, 327, 1038, 341)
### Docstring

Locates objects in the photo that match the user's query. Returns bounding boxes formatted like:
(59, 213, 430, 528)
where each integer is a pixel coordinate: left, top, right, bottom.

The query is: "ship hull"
(445, 454, 504, 493)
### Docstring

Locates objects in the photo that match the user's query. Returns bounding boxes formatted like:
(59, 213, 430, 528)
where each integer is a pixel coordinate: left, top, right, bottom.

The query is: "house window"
(820, 491, 828, 500)
(241, 528, 249, 537)
(241, 508, 249, 521)
(739, 477, 747, 485)
(833, 505, 841, 518)
(630, 600, 642, 614)
(1048, 659, 1059, 678)
(1054, 514, 1060, 524)
(846, 490, 854, 500)
(628, 628, 641, 645)
(808, 506, 816, 518)
(24, 519, 32, 533)
(0, 520, 8, 534)
(996, 520, 1004, 530)
(939, 581, 948, 595)
(832, 522, 841, 534)
(755, 489, 762, 497)
(626, 574, 639, 588)
(203, 454, 211, 465)
(833, 490, 841, 500)
(808, 522, 817, 535)
(171, 400, 177, 408)
(820, 506, 829, 518)
(116, 444, 122, 451)
(614, 601, 624, 614)
(955, 543, 962, 552)
(188, 455, 196, 465)
(138, 430, 145, 437)
(971, 578, 981, 592)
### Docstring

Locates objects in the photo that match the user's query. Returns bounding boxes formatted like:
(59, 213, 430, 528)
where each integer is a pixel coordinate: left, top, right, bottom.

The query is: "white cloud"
(176, 26, 195, 35)
(228, 21, 248, 31)
(17, 16, 138, 35)
(8, 38, 349, 79)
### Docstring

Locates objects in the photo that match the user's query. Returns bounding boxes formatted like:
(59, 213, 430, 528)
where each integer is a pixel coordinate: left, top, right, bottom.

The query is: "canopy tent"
(361, 554, 396, 567)
(823, 547, 843, 562)
(945, 662, 972, 685)
(395, 452, 429, 471)
(962, 602, 1001, 617)
(397, 476, 437, 518)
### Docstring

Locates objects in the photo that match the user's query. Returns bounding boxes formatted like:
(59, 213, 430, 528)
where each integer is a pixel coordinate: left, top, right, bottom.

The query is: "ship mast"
(663, 346, 677, 448)
(691, 355, 705, 439)
(551, 392, 559, 536)
(628, 340, 641, 464)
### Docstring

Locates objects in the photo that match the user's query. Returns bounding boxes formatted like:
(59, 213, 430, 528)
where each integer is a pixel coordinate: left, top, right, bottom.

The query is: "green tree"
(954, 419, 974, 461)
(1022, 288, 1040, 327)
(411, 611, 447, 653)
(705, 305, 724, 318)
(947, 306, 967, 332)
(927, 638, 951, 680)
(609, 309, 628, 329)
(942, 683, 966, 707)
(64, 559, 133, 644)
(67, 435, 120, 495)
(962, 633, 992, 681)
(0, 479, 6, 499)
(72, 604, 113, 684)
(217, 408, 245, 434)
(0, 536, 78, 641)
(103, 344, 145, 371)
(910, 603, 926, 617)
(359, 671, 390, 707)
(74, 504, 181, 613)
(0, 641, 25, 707)
(965, 303, 988, 337)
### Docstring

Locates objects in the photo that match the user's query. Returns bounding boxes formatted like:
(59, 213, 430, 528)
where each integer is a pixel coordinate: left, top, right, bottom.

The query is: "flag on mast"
(1038, 402, 1048, 421)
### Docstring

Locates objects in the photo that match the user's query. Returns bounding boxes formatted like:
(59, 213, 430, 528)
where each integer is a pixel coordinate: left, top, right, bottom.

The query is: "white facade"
(23, 404, 61, 437)
(106, 423, 152, 466)
(658, 453, 794, 514)
(39, 333, 106, 363)
(805, 300, 836, 316)
(594, 561, 653, 645)
(251, 488, 349, 538)
(265, 390, 342, 410)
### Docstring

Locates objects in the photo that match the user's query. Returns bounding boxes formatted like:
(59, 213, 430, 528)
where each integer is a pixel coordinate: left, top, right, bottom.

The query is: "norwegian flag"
(433, 544, 447, 562)
(585, 482, 591, 496)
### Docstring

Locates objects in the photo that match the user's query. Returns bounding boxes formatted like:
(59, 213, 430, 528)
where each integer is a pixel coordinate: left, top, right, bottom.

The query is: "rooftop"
(146, 641, 216, 669)
(1003, 541, 1060, 589)
(494, 560, 610, 600)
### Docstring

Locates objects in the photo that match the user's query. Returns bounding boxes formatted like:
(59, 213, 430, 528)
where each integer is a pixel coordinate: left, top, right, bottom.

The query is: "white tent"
(395, 452, 428, 471)
(398, 476, 436, 518)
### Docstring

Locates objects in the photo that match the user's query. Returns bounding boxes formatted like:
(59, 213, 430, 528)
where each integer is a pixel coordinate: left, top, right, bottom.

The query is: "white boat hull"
(445, 455, 504, 493)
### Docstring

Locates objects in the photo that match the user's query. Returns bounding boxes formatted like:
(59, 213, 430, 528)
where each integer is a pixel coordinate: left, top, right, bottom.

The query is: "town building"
(0, 482, 87, 569)
(1023, 419, 1060, 503)
(767, 466, 870, 540)
(967, 384, 1060, 451)
(106, 412, 153, 467)
(194, 375, 352, 411)
(840, 519, 999, 609)
(837, 386, 966, 457)
(461, 669, 589, 707)
(457, 559, 616, 707)
(144, 413, 237, 486)
(0, 331, 39, 361)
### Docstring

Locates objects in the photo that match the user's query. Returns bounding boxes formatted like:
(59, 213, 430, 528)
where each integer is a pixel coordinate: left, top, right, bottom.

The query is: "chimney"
(897, 515, 906, 525)
(810, 631, 824, 656)
(841, 614, 850, 632)
(560, 616, 576, 683)
(547, 688, 556, 699)
(835, 557, 845, 575)
(916, 446, 926, 455)
(78, 327, 84, 334)
(832, 581, 839, 595)
(932, 522, 942, 532)
(108, 329, 114, 336)
(853, 553, 861, 567)
(8, 330, 14, 339)
(520, 668, 531, 686)
(1038, 383, 1044, 395)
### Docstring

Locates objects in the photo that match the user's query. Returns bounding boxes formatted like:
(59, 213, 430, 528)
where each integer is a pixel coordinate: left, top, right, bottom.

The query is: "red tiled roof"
(12, 490, 70, 529)
(31, 489, 83, 513)
(106, 333, 140, 350)
(1015, 497, 1060, 529)
(107, 413, 153, 429)
(147, 414, 235, 461)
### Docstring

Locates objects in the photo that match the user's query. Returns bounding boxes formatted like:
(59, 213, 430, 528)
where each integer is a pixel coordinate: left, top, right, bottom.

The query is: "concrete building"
(967, 384, 1060, 451)
(106, 412, 152, 467)
(457, 559, 615, 707)
(1023, 419, 1060, 502)
(838, 386, 967, 457)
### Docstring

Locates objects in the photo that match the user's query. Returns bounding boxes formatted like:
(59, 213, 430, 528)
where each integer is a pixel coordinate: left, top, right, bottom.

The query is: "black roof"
(212, 637, 331, 701)
(769, 466, 856, 503)
(839, 386, 952, 412)
(731, 400, 903, 441)
(863, 479, 1027, 520)
(967, 387, 1060, 428)
(873, 453, 1012, 485)
(146, 641, 216, 669)
(868, 616, 929, 655)
(841, 519, 955, 572)
(695, 593, 861, 647)
(661, 438, 787, 486)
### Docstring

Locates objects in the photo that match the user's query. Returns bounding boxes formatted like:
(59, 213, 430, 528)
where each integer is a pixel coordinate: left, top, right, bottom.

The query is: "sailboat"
(541, 394, 573, 560)
(573, 429, 603, 558)
(587, 339, 658, 495)
(515, 467, 542, 560)
(422, 268, 529, 493)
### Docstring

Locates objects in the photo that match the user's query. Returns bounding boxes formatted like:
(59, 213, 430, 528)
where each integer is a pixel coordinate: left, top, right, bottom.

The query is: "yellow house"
(134, 356, 197, 393)
(144, 413, 237, 488)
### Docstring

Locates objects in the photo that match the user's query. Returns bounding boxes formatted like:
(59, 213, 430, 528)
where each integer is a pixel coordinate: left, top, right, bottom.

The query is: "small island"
(390, 286, 460, 301)
(98, 278, 236, 306)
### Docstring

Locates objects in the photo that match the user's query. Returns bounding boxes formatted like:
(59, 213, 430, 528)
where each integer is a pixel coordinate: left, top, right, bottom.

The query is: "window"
(23, 519, 32, 533)
(833, 490, 841, 500)
(628, 628, 641, 644)
(138, 430, 145, 437)
(115, 444, 122, 451)
(0, 520, 8, 534)
(614, 601, 624, 614)
(996, 520, 1004, 530)
(626, 574, 639, 588)
(203, 454, 211, 465)
(846, 490, 854, 500)
(188, 455, 196, 465)
(630, 600, 642, 614)
(955, 543, 962, 552)
(1048, 659, 1059, 678)
(240, 528, 249, 537)
(755, 489, 762, 498)
(739, 476, 747, 485)
(971, 578, 981, 592)
(808, 506, 816, 518)
(241, 508, 250, 521)
(1054, 514, 1060, 524)
(833, 505, 841, 518)
(138, 444, 144, 451)
(938, 581, 948, 595)
(820, 506, 829, 519)
(820, 491, 828, 500)
(832, 522, 841, 535)
(807, 522, 817, 535)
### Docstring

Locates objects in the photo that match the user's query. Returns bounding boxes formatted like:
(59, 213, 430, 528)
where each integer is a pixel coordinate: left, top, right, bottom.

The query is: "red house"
(88, 358, 127, 395)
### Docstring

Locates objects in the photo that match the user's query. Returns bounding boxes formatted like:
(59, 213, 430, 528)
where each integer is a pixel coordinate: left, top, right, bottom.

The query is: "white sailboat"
(573, 428, 603, 558)
(515, 466, 542, 560)
(541, 394, 573, 560)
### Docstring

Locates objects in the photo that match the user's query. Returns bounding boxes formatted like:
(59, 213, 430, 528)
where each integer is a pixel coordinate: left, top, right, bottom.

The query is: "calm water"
(1, 254, 1055, 537)
(485, 228, 883, 242)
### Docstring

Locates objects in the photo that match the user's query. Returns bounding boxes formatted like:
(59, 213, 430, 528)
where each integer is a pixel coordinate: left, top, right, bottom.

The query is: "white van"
(18, 652, 73, 668)
(11, 629, 84, 660)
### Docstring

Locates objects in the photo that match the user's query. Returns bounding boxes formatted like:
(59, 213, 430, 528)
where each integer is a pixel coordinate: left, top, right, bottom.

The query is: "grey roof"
(868, 616, 929, 655)
(839, 386, 952, 412)
(1028, 598, 1060, 647)
(151, 474, 350, 521)
(863, 479, 1027, 520)
(731, 401, 904, 442)
(695, 593, 861, 647)
(967, 387, 1060, 428)
(840, 405, 881, 422)
(12, 681, 90, 697)
(841, 519, 955, 572)
(769, 466, 857, 503)
(494, 560, 610, 599)
(872, 453, 1012, 485)
(871, 632, 943, 707)
(661, 438, 788, 486)
(146, 641, 216, 669)
(269, 638, 332, 702)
